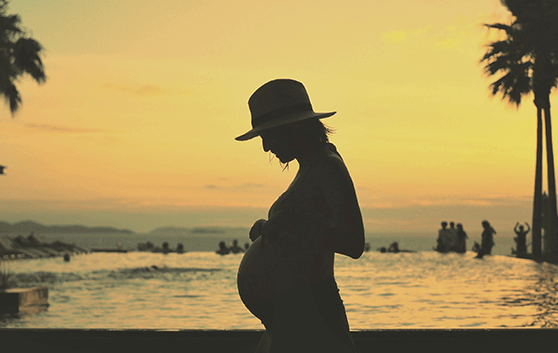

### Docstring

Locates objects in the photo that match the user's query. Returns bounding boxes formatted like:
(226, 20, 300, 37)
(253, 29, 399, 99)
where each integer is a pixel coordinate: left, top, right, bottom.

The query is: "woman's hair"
(297, 118, 335, 144)
(273, 118, 336, 170)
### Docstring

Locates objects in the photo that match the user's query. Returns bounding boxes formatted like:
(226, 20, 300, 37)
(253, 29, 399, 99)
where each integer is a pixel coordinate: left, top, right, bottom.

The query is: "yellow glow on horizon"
(0, 0, 547, 231)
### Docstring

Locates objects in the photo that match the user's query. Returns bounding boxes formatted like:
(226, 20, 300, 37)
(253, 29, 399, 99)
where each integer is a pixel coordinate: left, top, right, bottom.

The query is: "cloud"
(204, 183, 265, 191)
(414, 195, 530, 208)
(103, 83, 166, 96)
(381, 26, 433, 44)
(381, 19, 483, 52)
(239, 183, 266, 188)
(363, 194, 530, 209)
(24, 123, 105, 133)
(433, 23, 478, 52)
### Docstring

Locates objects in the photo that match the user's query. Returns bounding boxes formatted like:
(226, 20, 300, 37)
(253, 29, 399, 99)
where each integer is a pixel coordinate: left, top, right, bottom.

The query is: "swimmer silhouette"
(513, 222, 530, 258)
(229, 239, 245, 254)
(216, 241, 230, 255)
(236, 79, 365, 352)
(455, 223, 468, 254)
(481, 220, 496, 255)
(434, 221, 451, 253)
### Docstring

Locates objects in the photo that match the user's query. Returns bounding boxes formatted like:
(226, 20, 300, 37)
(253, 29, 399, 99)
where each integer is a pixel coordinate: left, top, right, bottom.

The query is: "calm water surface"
(1, 249, 557, 329)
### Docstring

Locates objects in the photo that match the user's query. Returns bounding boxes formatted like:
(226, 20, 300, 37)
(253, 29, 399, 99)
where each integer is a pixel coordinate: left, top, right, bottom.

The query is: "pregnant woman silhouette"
(235, 79, 365, 352)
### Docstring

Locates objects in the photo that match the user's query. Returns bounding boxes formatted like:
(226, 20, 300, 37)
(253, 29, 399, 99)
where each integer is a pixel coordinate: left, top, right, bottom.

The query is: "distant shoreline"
(0, 220, 134, 234)
(148, 226, 249, 235)
(0, 220, 254, 236)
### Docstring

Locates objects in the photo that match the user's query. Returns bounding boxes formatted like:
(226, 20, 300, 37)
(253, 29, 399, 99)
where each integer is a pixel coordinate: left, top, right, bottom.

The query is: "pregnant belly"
(237, 236, 275, 316)
(237, 234, 328, 319)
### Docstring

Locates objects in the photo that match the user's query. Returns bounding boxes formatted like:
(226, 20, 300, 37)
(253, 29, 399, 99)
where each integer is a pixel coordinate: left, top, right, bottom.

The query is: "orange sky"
(0, 0, 552, 233)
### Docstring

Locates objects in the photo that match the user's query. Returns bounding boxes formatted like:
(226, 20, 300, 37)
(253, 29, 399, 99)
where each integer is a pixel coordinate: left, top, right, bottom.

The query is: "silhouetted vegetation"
(0, 0, 46, 115)
(0, 258, 10, 289)
(481, 0, 558, 262)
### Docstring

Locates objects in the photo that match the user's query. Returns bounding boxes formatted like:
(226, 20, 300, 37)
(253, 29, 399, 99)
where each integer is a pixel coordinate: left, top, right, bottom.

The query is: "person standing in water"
(513, 222, 530, 258)
(455, 223, 468, 254)
(235, 79, 365, 352)
(216, 241, 230, 255)
(448, 221, 458, 251)
(480, 220, 496, 255)
(434, 221, 450, 253)
(229, 239, 245, 254)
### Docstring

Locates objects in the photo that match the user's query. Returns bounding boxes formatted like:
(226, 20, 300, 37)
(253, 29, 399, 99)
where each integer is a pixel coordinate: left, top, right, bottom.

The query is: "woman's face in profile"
(260, 126, 297, 164)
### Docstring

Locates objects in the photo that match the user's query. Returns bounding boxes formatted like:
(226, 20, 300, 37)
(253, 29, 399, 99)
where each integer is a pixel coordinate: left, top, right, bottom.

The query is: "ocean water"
(17, 228, 521, 255)
(1, 231, 556, 329)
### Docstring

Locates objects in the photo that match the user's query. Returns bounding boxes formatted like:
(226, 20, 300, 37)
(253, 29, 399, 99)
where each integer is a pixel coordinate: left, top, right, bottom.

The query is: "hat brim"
(235, 111, 336, 141)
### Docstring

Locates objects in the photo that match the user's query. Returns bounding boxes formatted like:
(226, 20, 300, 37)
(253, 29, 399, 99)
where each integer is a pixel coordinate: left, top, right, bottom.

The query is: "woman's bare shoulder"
(321, 148, 350, 172)
(313, 149, 353, 186)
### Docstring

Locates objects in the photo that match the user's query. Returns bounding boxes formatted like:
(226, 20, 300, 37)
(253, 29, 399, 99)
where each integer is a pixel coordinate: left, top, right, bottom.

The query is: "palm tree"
(0, 0, 46, 115)
(480, 0, 558, 262)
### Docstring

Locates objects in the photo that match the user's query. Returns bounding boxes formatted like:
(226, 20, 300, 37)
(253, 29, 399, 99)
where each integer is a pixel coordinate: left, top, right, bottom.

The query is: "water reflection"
(2, 252, 558, 329)
(501, 262, 558, 327)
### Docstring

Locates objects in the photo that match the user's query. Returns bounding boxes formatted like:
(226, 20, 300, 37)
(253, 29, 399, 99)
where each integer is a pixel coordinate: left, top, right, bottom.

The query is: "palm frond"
(481, 40, 509, 63)
(484, 22, 515, 35)
(0, 3, 47, 116)
(0, 14, 21, 37)
(3, 79, 20, 114)
(0, 50, 10, 90)
(481, 34, 533, 78)
(488, 61, 532, 106)
(0, 0, 8, 15)
(12, 37, 46, 83)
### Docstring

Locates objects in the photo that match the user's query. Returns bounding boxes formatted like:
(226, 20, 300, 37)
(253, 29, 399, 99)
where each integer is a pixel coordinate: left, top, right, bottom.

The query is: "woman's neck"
(295, 140, 325, 168)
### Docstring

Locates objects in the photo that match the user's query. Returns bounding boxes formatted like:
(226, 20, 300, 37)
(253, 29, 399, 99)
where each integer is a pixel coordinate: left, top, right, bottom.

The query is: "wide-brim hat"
(235, 79, 336, 141)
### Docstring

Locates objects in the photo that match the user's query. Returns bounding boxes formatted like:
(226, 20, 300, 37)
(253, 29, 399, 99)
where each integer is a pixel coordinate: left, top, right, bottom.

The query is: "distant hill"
(0, 220, 134, 234)
(149, 226, 249, 236)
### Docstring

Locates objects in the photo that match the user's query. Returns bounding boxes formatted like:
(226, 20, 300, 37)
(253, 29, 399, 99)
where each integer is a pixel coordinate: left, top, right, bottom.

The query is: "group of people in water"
(434, 221, 471, 254)
(434, 219, 532, 259)
(215, 239, 249, 255)
(434, 220, 497, 257)
(137, 241, 185, 254)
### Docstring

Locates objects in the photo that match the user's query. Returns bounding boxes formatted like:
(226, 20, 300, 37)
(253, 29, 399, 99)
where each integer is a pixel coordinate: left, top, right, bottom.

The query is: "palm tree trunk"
(532, 106, 543, 261)
(543, 104, 558, 263)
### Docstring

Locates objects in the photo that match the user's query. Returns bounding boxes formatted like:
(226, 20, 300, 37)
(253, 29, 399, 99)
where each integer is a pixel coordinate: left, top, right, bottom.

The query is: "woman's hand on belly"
(250, 212, 300, 247)
(249, 219, 267, 242)
(261, 210, 300, 246)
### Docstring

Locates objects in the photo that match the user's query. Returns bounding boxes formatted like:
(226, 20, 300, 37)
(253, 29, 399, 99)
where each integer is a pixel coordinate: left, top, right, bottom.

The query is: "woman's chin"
(277, 155, 295, 164)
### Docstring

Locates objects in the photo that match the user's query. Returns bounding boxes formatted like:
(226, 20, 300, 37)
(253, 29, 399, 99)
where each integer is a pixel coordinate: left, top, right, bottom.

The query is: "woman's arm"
(315, 153, 365, 259)
(257, 151, 365, 258)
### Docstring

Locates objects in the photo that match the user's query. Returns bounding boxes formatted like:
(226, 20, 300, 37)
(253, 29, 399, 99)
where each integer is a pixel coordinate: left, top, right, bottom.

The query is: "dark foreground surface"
(0, 329, 555, 353)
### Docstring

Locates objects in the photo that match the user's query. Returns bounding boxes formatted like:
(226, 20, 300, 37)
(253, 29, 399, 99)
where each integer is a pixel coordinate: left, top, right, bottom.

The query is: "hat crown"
(248, 79, 312, 127)
(235, 78, 335, 141)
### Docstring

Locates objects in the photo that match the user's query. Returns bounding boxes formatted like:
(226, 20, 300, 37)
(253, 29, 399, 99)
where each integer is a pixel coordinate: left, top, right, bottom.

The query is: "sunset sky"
(0, 0, 552, 234)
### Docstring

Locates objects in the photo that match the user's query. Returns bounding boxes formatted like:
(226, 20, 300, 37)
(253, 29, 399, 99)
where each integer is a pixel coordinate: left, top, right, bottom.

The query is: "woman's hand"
(260, 210, 306, 247)
(249, 212, 295, 248)
(249, 219, 267, 242)
(251, 210, 319, 247)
